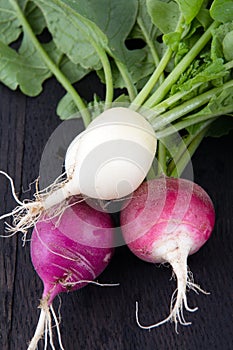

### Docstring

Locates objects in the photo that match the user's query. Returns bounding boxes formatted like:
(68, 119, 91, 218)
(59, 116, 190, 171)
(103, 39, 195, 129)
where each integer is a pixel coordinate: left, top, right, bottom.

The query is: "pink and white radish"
(120, 176, 215, 330)
(0, 107, 157, 238)
(27, 199, 115, 350)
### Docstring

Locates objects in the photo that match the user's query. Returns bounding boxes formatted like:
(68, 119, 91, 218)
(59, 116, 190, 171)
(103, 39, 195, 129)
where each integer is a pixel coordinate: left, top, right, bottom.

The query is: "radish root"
(60, 279, 120, 288)
(27, 299, 65, 350)
(0, 170, 86, 241)
(0, 170, 24, 205)
(136, 247, 209, 333)
(28, 279, 119, 350)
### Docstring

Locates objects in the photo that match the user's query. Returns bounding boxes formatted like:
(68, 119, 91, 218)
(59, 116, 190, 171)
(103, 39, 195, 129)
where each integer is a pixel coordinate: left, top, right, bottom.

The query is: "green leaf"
(59, 56, 90, 84)
(129, 0, 164, 71)
(33, 0, 108, 70)
(137, 0, 161, 40)
(0, 41, 19, 90)
(57, 91, 106, 121)
(175, 0, 204, 24)
(51, 0, 142, 98)
(129, 1, 161, 51)
(25, 1, 47, 35)
(56, 92, 79, 120)
(133, 49, 158, 89)
(78, 0, 157, 92)
(171, 58, 227, 95)
(223, 31, 233, 61)
(120, 48, 153, 88)
(146, 0, 180, 34)
(0, 0, 27, 44)
(87, 96, 105, 120)
(211, 22, 233, 61)
(210, 0, 233, 23)
(196, 5, 212, 29)
(61, 0, 138, 64)
(163, 32, 182, 51)
(0, 35, 62, 96)
(113, 94, 131, 104)
(98, 47, 154, 90)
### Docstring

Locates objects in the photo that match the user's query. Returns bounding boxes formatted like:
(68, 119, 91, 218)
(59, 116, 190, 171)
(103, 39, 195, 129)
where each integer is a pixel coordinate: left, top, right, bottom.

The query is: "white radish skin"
(0, 107, 157, 236)
(45, 107, 157, 205)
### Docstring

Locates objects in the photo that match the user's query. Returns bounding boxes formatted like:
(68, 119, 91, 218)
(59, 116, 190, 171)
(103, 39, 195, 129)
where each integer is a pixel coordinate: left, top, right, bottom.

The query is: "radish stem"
(131, 47, 173, 110)
(151, 79, 233, 131)
(130, 15, 184, 109)
(145, 21, 219, 108)
(95, 46, 114, 108)
(157, 141, 167, 175)
(115, 59, 138, 101)
(136, 17, 164, 84)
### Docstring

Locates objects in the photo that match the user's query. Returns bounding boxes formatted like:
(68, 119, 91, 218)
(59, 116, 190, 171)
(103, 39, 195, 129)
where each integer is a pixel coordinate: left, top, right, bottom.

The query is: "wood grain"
(0, 76, 232, 350)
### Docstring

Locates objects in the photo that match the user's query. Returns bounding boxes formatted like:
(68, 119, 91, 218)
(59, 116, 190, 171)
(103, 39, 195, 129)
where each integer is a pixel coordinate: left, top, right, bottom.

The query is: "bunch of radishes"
(1, 107, 215, 349)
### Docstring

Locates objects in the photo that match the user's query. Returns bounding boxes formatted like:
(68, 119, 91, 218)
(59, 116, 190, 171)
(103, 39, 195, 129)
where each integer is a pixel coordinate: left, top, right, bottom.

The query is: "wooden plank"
(0, 76, 233, 350)
(0, 86, 26, 348)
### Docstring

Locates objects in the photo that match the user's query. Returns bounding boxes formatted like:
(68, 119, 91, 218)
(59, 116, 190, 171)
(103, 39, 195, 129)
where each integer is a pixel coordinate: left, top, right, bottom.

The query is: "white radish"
(0, 107, 157, 237)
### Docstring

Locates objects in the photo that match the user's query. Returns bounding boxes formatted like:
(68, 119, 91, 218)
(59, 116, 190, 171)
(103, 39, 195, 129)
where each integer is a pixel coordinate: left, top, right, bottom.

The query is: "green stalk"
(146, 61, 233, 119)
(146, 164, 156, 180)
(145, 21, 219, 108)
(152, 90, 211, 128)
(151, 79, 233, 130)
(95, 46, 114, 108)
(115, 59, 137, 101)
(157, 109, 232, 139)
(148, 82, 202, 118)
(157, 141, 167, 175)
(137, 17, 164, 84)
(225, 60, 233, 70)
(168, 120, 214, 177)
(130, 15, 184, 109)
(9, 0, 92, 127)
(130, 48, 172, 110)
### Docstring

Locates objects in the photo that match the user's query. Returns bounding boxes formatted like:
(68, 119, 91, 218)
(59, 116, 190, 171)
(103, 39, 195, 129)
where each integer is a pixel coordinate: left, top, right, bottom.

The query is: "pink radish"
(120, 176, 215, 331)
(28, 199, 115, 350)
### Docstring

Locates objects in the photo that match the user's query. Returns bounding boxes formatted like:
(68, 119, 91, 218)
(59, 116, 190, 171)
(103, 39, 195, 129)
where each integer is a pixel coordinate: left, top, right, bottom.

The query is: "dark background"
(0, 73, 232, 350)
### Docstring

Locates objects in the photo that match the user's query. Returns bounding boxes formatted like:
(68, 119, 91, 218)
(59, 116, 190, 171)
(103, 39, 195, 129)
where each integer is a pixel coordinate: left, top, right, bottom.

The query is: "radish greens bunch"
(0, 0, 233, 346)
(0, 0, 232, 147)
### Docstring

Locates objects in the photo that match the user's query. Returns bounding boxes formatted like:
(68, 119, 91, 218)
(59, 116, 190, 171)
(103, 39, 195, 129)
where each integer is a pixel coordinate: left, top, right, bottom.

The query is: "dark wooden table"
(0, 75, 232, 350)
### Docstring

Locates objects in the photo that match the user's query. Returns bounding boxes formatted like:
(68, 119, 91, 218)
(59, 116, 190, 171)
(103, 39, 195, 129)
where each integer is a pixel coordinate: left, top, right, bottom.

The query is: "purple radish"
(28, 199, 115, 350)
(120, 176, 215, 331)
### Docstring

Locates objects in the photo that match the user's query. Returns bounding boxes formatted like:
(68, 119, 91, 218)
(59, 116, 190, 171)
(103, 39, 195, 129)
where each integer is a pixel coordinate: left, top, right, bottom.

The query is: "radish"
(27, 198, 116, 350)
(46, 106, 157, 203)
(0, 107, 157, 238)
(120, 176, 215, 331)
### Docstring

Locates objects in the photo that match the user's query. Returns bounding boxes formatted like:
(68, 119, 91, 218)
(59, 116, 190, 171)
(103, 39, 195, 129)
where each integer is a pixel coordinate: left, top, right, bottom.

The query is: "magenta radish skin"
(120, 177, 215, 329)
(121, 177, 215, 261)
(31, 201, 114, 305)
(28, 200, 114, 350)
